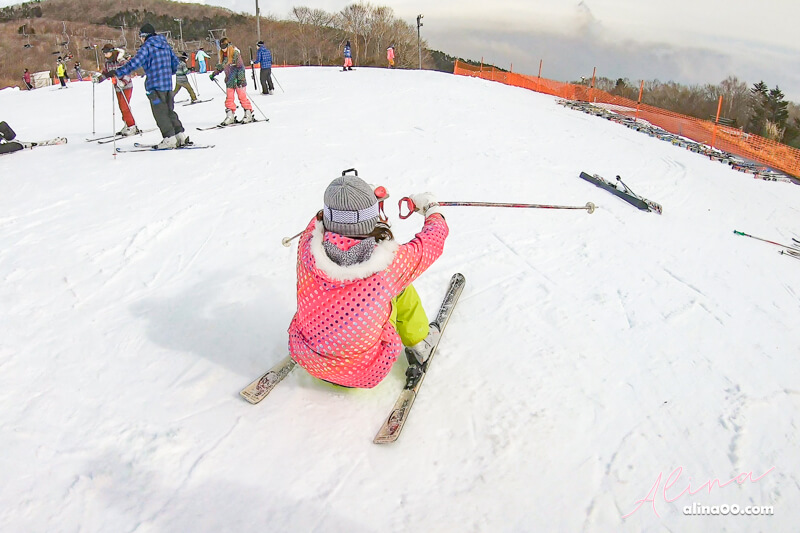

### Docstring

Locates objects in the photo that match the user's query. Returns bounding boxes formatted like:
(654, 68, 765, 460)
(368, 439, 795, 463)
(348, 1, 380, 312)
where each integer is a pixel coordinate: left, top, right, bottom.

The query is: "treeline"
(0, 0, 434, 83)
(588, 76, 800, 148)
(0, 0, 42, 20)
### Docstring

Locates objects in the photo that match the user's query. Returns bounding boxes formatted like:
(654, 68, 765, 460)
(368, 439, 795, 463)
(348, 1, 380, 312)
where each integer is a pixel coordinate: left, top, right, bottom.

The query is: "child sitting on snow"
(288, 171, 448, 388)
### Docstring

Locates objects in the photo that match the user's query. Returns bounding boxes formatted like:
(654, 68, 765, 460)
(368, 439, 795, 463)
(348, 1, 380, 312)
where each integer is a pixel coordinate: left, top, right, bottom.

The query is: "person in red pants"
(94, 43, 140, 136)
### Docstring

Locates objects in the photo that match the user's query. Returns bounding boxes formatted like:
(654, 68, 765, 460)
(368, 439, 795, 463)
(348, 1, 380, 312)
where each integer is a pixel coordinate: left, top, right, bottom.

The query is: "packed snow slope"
(1, 67, 799, 532)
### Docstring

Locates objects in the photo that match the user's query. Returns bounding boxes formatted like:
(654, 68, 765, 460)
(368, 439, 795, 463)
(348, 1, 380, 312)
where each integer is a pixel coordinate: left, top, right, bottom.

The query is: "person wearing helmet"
(94, 43, 140, 137)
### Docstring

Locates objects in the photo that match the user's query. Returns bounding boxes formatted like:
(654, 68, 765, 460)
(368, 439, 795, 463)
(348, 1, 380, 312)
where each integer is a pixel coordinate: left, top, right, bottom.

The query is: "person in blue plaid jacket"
(255, 41, 274, 95)
(108, 23, 188, 149)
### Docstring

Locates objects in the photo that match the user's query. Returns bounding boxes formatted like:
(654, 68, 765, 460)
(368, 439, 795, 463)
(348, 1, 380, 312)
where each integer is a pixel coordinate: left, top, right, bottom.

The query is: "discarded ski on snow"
(579, 171, 662, 214)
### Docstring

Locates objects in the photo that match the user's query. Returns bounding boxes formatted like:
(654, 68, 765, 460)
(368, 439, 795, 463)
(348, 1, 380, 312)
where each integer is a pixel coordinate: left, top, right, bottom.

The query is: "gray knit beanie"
(323, 176, 379, 236)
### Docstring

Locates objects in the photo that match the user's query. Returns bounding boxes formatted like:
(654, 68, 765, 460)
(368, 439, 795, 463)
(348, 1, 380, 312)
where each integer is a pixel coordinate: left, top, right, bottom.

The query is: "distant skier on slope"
(195, 47, 211, 73)
(56, 57, 68, 88)
(287, 171, 448, 388)
(106, 23, 189, 149)
(343, 40, 353, 71)
(173, 52, 198, 103)
(94, 44, 140, 137)
(387, 45, 395, 68)
(210, 37, 254, 125)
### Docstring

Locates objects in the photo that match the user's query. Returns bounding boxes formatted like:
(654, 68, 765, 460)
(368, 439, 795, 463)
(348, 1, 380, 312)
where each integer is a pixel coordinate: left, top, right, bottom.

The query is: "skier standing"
(74, 62, 83, 80)
(255, 40, 274, 95)
(195, 48, 210, 73)
(173, 52, 198, 103)
(387, 46, 395, 68)
(288, 173, 448, 388)
(23, 69, 33, 90)
(107, 23, 188, 149)
(56, 58, 67, 87)
(94, 44, 140, 136)
(210, 37, 254, 125)
(343, 41, 353, 71)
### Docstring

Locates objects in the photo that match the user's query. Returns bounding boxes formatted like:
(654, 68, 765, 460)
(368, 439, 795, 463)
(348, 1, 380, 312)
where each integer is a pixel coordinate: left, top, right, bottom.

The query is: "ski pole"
(211, 77, 227, 95)
(111, 79, 117, 159)
(398, 198, 596, 219)
(733, 230, 797, 251)
(281, 230, 303, 247)
(246, 86, 269, 121)
(92, 79, 96, 135)
(189, 71, 201, 98)
(271, 70, 284, 93)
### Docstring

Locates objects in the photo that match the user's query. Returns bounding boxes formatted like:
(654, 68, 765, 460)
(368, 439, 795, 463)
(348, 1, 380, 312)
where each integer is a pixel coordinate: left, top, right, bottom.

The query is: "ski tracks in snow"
(74, 203, 228, 308)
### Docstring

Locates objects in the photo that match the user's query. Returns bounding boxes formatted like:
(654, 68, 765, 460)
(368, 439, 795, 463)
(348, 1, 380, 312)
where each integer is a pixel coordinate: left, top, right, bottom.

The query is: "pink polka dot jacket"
(288, 213, 449, 388)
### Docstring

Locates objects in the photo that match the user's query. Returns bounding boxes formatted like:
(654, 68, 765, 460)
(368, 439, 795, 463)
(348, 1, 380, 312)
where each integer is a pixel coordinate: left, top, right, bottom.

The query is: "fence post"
(454, 58, 459, 74)
(538, 60, 542, 92)
(711, 94, 723, 148)
(635, 80, 644, 121)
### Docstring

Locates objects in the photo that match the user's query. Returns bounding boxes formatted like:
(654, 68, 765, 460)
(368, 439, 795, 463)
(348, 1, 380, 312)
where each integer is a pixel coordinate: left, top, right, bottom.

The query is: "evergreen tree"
(766, 86, 789, 127)
(746, 81, 768, 135)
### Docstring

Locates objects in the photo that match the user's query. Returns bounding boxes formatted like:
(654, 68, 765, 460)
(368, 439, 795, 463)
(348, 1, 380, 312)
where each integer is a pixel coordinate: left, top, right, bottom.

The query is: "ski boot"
(175, 131, 191, 147)
(241, 109, 255, 124)
(404, 323, 441, 367)
(155, 135, 178, 149)
(221, 109, 236, 125)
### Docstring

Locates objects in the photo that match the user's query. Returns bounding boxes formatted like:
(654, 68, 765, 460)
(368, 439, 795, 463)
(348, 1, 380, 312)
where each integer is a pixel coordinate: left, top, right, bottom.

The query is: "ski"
(182, 98, 214, 106)
(96, 128, 159, 144)
(373, 273, 466, 444)
(22, 137, 68, 148)
(579, 171, 663, 214)
(115, 143, 214, 153)
(240, 355, 297, 404)
(196, 118, 268, 131)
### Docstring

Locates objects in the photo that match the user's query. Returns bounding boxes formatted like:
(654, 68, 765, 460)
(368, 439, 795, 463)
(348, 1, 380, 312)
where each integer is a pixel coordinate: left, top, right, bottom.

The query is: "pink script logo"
(623, 466, 775, 518)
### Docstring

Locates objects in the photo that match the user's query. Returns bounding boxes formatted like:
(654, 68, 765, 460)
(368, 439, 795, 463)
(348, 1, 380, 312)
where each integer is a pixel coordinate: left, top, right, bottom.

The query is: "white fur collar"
(308, 220, 399, 282)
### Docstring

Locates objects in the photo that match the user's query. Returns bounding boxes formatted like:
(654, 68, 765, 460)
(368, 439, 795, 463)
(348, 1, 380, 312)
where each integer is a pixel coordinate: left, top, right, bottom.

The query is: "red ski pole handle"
(398, 197, 416, 219)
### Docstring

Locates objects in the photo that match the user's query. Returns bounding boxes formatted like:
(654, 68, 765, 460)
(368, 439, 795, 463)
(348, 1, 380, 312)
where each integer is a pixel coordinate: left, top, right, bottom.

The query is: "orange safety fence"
(454, 60, 800, 178)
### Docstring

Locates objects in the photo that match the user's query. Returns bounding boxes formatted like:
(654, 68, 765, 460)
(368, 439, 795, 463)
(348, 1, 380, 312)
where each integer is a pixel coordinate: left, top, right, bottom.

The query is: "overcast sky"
(5, 0, 798, 99)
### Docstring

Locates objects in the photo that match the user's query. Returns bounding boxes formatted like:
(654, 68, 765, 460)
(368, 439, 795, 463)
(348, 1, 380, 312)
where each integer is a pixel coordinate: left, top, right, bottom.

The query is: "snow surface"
(1, 67, 799, 532)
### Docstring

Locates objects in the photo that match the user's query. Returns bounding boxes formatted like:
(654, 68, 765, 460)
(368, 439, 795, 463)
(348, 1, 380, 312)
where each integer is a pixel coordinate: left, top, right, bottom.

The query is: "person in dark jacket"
(255, 41, 274, 95)
(107, 23, 188, 149)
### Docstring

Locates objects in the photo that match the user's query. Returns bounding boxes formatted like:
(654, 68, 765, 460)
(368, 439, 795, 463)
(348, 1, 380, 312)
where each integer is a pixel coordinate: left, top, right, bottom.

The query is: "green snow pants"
(390, 284, 430, 346)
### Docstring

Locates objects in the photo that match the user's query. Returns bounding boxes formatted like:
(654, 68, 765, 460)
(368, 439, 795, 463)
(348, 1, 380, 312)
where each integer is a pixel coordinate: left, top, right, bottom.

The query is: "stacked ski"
(579, 171, 663, 214)
(374, 273, 466, 444)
